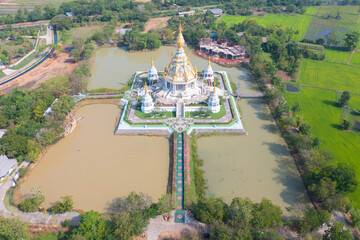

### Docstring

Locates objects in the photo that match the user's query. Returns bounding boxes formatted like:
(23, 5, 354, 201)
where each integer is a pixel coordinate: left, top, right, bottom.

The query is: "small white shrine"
(141, 82, 154, 113)
(208, 82, 220, 113)
(203, 56, 214, 83)
(148, 57, 159, 85)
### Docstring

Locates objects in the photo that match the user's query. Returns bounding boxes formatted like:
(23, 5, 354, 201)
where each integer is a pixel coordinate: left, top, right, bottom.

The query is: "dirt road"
(0, 51, 77, 93)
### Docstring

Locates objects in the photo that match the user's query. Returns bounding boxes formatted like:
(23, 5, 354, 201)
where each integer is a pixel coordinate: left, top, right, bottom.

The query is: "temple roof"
(164, 23, 197, 84)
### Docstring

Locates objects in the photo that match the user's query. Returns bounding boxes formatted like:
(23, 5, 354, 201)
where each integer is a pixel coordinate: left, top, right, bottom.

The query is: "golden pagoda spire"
(176, 23, 185, 49)
(145, 80, 148, 94)
(208, 56, 211, 66)
(151, 56, 154, 67)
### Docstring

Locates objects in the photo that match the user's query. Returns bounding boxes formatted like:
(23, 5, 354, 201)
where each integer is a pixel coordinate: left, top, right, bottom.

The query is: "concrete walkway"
(146, 211, 209, 240)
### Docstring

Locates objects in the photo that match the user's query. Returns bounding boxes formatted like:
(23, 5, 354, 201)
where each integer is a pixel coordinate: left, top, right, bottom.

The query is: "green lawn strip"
(134, 108, 176, 119)
(324, 47, 352, 64)
(13, 0, 73, 6)
(284, 87, 360, 206)
(350, 52, 360, 66)
(299, 59, 360, 93)
(188, 104, 226, 120)
(60, 24, 105, 45)
(220, 9, 315, 40)
(349, 94, 360, 110)
(0, 70, 5, 78)
(10, 50, 39, 70)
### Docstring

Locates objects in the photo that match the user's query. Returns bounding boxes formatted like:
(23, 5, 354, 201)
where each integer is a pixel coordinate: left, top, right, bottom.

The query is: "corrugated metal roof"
(0, 155, 17, 177)
(209, 9, 223, 15)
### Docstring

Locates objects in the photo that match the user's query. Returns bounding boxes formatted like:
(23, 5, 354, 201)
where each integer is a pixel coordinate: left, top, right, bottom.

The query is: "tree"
(51, 16, 71, 30)
(0, 214, 28, 240)
(20, 187, 45, 212)
(323, 222, 352, 240)
(72, 211, 110, 239)
(210, 220, 233, 240)
(115, 192, 152, 214)
(42, 76, 70, 98)
(157, 194, 174, 216)
(339, 91, 351, 106)
(299, 209, 330, 233)
(228, 197, 254, 223)
(343, 31, 360, 51)
(196, 198, 227, 224)
(251, 198, 282, 239)
(50, 195, 73, 213)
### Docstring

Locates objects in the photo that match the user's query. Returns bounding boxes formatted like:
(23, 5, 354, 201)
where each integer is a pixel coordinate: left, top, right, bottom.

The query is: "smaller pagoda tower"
(148, 56, 159, 85)
(203, 56, 214, 83)
(141, 81, 154, 113)
(208, 81, 220, 113)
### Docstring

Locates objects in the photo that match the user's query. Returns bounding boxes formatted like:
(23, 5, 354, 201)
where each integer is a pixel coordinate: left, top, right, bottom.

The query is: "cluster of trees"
(0, 77, 75, 162)
(19, 187, 73, 214)
(0, 0, 154, 26)
(123, 30, 161, 51)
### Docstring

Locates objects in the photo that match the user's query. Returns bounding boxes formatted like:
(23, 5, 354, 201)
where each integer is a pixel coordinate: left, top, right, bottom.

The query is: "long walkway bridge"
(232, 93, 264, 98)
(174, 132, 185, 223)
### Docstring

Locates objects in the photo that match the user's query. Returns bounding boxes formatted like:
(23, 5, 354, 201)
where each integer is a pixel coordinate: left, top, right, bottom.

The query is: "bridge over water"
(174, 132, 185, 223)
(232, 93, 265, 98)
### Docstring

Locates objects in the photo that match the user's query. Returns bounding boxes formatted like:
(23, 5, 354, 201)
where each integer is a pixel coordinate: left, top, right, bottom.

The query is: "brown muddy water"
(19, 104, 169, 212)
(89, 46, 256, 93)
(197, 100, 309, 209)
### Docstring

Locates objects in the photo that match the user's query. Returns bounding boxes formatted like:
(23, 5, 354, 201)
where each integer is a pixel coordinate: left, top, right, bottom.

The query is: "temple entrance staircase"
(176, 100, 185, 118)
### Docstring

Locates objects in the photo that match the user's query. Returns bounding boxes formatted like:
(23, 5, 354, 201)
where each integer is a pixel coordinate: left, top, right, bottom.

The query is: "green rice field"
(304, 6, 360, 44)
(220, 7, 317, 40)
(284, 87, 360, 206)
(350, 52, 360, 66)
(324, 47, 352, 64)
(5, 0, 72, 6)
(299, 59, 360, 93)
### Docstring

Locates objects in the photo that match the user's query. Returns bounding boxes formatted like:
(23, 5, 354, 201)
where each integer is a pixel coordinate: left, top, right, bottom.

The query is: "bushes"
(19, 187, 45, 212)
(50, 196, 73, 214)
(190, 136, 207, 199)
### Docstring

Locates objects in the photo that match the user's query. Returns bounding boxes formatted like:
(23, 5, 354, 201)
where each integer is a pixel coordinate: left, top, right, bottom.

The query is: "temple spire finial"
(178, 22, 183, 32)
(145, 80, 148, 94)
(151, 56, 154, 67)
(176, 23, 185, 49)
(208, 56, 211, 66)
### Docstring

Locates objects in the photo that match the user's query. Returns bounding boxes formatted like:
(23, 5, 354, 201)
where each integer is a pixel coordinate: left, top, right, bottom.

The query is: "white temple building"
(141, 82, 154, 113)
(203, 56, 214, 83)
(162, 23, 200, 99)
(208, 82, 220, 113)
(148, 57, 159, 85)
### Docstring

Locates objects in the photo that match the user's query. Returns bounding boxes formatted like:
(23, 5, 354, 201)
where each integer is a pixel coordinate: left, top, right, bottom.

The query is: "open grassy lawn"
(299, 59, 360, 93)
(284, 87, 360, 206)
(220, 7, 317, 40)
(349, 94, 360, 110)
(60, 24, 105, 45)
(304, 5, 360, 43)
(7, 0, 72, 6)
(324, 47, 352, 63)
(350, 52, 360, 66)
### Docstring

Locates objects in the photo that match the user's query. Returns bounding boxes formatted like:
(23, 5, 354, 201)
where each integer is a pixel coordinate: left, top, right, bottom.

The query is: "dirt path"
(348, 49, 360, 65)
(143, 17, 170, 33)
(0, 51, 77, 93)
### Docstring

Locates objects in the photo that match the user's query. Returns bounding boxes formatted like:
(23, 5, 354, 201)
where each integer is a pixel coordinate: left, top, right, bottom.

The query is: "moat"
(20, 45, 309, 212)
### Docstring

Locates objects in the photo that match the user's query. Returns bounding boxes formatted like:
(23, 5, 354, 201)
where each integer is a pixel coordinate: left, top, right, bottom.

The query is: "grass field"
(60, 24, 105, 45)
(220, 7, 317, 40)
(4, 0, 72, 6)
(324, 47, 352, 63)
(349, 94, 360, 110)
(304, 6, 360, 44)
(284, 87, 360, 206)
(299, 59, 360, 93)
(350, 52, 360, 66)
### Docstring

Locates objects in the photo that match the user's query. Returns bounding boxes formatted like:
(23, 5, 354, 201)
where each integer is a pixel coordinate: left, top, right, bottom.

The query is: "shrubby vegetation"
(20, 187, 45, 212)
(0, 76, 75, 162)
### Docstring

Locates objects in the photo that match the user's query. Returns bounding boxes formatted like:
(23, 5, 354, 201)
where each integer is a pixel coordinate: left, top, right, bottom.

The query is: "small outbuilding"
(208, 8, 223, 17)
(0, 129, 6, 139)
(0, 155, 17, 181)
